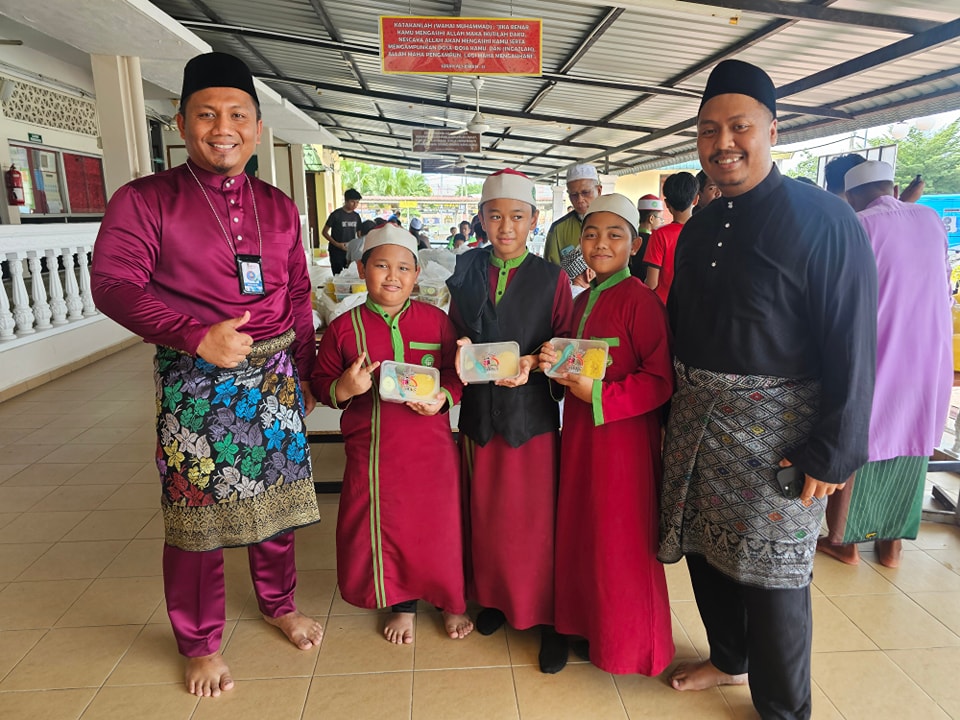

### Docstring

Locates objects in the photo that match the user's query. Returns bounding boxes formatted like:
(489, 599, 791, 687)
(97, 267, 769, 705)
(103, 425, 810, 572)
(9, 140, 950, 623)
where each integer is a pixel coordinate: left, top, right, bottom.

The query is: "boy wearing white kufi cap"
(537, 191, 675, 677)
(631, 194, 665, 282)
(543, 163, 603, 266)
(446, 168, 575, 673)
(313, 220, 475, 647)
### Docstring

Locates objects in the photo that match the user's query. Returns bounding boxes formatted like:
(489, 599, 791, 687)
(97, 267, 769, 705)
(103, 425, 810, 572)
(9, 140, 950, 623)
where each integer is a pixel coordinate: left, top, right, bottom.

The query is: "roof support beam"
(304, 0, 395, 133)
(177, 19, 378, 56)
(299, 104, 621, 152)
(529, 0, 840, 170)
(266, 73, 662, 133)
(538, 15, 960, 179)
(492, 6, 624, 153)
(777, 17, 960, 98)
(676, 0, 938, 35)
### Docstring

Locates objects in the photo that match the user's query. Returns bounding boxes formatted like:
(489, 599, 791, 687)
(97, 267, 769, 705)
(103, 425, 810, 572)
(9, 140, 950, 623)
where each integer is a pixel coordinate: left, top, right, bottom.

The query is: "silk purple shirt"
(859, 195, 953, 461)
(91, 160, 316, 379)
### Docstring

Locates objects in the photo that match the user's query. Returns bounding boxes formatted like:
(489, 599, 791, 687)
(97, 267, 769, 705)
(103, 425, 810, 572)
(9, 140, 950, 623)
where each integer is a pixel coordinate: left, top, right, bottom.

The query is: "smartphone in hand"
(775, 466, 804, 499)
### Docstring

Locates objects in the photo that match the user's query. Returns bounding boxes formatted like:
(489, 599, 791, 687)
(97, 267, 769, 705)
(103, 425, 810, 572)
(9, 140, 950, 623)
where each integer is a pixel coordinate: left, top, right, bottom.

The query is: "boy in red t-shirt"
(643, 172, 699, 305)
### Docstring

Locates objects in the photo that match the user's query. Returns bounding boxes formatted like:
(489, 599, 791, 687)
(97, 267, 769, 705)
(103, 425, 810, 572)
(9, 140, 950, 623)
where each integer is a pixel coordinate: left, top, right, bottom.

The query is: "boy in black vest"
(446, 169, 574, 673)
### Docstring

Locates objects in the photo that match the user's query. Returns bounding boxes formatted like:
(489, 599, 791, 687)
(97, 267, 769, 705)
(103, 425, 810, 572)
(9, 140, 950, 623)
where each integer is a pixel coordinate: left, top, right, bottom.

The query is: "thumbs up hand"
(197, 311, 254, 368)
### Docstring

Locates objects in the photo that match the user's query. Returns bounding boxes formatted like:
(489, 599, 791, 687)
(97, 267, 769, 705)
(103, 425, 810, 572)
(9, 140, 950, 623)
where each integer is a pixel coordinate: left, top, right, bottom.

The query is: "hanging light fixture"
(913, 116, 936, 132)
(889, 122, 910, 140)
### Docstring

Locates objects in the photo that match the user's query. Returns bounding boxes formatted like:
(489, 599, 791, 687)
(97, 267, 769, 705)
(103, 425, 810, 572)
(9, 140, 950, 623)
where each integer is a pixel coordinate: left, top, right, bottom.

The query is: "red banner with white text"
(380, 16, 542, 76)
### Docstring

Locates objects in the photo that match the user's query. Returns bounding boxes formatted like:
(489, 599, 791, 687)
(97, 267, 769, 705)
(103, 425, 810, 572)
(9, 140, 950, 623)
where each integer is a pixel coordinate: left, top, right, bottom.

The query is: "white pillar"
(8, 254, 34, 334)
(90, 54, 153, 199)
(28, 254, 52, 330)
(63, 250, 84, 320)
(0, 261, 15, 339)
(551, 184, 566, 224)
(46, 249, 68, 325)
(77, 249, 96, 316)
(257, 126, 277, 186)
(289, 144, 309, 215)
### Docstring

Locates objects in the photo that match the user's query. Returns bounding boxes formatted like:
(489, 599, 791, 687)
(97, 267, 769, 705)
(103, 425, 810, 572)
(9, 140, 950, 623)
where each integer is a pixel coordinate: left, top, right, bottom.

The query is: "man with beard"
(92, 52, 322, 698)
(659, 59, 877, 719)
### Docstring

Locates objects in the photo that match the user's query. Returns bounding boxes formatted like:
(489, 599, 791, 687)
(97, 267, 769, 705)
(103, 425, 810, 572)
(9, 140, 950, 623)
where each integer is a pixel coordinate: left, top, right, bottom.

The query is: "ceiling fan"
(430, 77, 567, 136)
(436, 154, 471, 169)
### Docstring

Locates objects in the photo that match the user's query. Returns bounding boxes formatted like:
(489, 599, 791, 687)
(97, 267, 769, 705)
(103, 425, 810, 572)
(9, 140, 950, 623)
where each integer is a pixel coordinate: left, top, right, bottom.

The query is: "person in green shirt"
(543, 164, 601, 266)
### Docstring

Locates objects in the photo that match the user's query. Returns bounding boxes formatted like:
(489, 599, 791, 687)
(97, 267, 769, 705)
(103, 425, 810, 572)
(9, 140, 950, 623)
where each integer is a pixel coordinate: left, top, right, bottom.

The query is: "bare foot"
(670, 660, 747, 691)
(816, 536, 859, 566)
(263, 610, 323, 650)
(442, 611, 474, 640)
(384, 612, 415, 644)
(876, 539, 902, 568)
(185, 653, 234, 697)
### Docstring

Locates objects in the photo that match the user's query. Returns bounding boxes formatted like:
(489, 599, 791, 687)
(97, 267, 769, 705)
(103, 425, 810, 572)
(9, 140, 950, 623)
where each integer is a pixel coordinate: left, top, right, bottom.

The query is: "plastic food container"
(333, 280, 354, 295)
(378, 361, 440, 403)
(417, 280, 446, 297)
(418, 288, 450, 307)
(459, 341, 521, 383)
(543, 338, 609, 380)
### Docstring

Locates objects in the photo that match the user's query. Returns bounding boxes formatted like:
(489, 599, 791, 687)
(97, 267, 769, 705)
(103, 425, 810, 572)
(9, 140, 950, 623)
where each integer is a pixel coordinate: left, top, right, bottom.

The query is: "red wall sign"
(380, 16, 542, 76)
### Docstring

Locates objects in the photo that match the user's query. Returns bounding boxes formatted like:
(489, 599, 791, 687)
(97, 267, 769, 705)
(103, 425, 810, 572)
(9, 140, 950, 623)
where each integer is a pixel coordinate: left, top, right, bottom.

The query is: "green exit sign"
(27, 133, 42, 144)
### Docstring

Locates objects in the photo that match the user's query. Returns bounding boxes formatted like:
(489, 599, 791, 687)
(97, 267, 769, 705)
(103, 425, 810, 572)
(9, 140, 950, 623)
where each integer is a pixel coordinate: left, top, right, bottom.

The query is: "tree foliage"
(339, 158, 431, 196)
(454, 180, 483, 196)
(869, 120, 960, 194)
(785, 150, 820, 181)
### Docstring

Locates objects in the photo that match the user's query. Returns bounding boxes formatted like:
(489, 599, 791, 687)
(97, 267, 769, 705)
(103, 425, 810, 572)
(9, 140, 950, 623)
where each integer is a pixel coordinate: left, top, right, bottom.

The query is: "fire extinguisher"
(6, 164, 24, 205)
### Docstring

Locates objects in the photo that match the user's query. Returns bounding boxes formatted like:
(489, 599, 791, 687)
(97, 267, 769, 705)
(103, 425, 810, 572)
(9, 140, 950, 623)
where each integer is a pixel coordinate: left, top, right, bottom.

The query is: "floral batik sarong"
(154, 332, 320, 551)
(658, 360, 824, 589)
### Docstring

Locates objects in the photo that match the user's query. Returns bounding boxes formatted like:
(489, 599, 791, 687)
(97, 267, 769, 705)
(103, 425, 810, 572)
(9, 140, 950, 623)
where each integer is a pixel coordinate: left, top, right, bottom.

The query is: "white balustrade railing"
(0, 223, 101, 343)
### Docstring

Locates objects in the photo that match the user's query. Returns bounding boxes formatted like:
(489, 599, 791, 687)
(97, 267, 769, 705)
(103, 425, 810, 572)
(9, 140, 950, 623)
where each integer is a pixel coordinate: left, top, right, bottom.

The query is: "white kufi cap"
(362, 223, 419, 258)
(636, 194, 663, 211)
(584, 193, 640, 234)
(480, 168, 537, 206)
(845, 160, 895, 191)
(566, 163, 599, 183)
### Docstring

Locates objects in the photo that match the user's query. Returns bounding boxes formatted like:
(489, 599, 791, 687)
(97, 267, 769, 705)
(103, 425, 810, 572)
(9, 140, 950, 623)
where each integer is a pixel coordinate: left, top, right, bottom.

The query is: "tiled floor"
(1, 343, 959, 719)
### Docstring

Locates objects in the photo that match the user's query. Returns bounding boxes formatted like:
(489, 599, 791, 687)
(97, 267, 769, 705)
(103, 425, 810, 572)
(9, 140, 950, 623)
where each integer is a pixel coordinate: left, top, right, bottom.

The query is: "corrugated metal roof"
(144, 0, 960, 179)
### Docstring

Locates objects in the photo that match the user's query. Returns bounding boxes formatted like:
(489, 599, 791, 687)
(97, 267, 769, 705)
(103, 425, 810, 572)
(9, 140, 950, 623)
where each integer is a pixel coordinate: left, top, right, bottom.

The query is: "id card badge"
(236, 254, 265, 296)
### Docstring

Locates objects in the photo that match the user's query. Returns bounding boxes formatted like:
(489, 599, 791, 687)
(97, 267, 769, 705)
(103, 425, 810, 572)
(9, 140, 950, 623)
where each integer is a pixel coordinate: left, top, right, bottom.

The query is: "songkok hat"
(844, 160, 895, 192)
(566, 164, 599, 184)
(699, 59, 776, 119)
(636, 194, 663, 211)
(584, 193, 640, 234)
(409, 217, 423, 231)
(181, 52, 259, 106)
(480, 168, 537, 206)
(362, 223, 419, 259)
(559, 246, 588, 281)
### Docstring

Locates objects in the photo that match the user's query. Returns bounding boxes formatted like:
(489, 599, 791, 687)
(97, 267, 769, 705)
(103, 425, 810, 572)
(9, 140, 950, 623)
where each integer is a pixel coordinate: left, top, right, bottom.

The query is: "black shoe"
(538, 626, 568, 674)
(570, 638, 590, 662)
(476, 607, 507, 636)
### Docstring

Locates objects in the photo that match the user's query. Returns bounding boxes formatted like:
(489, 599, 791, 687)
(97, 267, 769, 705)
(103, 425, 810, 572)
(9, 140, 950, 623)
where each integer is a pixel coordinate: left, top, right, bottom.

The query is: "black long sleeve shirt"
(667, 165, 878, 484)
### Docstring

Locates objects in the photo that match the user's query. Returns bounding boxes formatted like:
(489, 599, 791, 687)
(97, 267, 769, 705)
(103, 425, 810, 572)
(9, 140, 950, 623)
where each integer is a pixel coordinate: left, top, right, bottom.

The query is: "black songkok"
(699, 59, 776, 119)
(180, 52, 259, 106)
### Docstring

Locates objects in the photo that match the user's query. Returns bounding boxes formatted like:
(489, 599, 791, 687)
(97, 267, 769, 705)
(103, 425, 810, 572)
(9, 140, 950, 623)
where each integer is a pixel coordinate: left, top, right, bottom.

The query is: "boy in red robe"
(312, 223, 473, 644)
(446, 169, 574, 673)
(540, 193, 675, 675)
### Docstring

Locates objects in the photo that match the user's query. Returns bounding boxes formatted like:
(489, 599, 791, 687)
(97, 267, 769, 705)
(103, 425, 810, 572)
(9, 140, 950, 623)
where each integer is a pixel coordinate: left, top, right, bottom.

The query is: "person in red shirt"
(643, 172, 699, 305)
